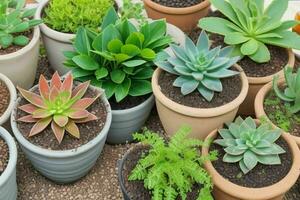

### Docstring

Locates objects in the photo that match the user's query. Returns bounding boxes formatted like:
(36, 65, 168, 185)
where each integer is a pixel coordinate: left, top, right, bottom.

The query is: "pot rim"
(255, 79, 300, 145)
(10, 84, 112, 157)
(241, 48, 295, 85)
(0, 127, 17, 186)
(143, 0, 211, 15)
(202, 121, 300, 200)
(0, 73, 17, 125)
(152, 64, 249, 118)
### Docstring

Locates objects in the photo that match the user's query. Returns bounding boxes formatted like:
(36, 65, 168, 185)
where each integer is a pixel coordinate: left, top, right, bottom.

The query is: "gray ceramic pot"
(107, 95, 154, 144)
(0, 127, 17, 200)
(10, 86, 112, 183)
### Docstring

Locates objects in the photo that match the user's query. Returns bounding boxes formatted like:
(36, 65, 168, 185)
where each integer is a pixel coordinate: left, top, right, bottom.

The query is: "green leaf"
(218, 129, 234, 139)
(122, 60, 146, 68)
(140, 48, 156, 60)
(10, 21, 29, 33)
(132, 67, 154, 79)
(198, 17, 235, 36)
(181, 79, 199, 95)
(115, 78, 131, 102)
(262, 130, 281, 143)
(28, 19, 43, 27)
(265, 0, 288, 23)
(248, 42, 270, 63)
(257, 154, 281, 165)
(74, 27, 90, 55)
(115, 53, 131, 63)
(129, 80, 152, 96)
(101, 7, 119, 30)
(126, 32, 144, 48)
(223, 153, 243, 163)
(224, 146, 246, 156)
(243, 151, 258, 172)
(198, 83, 214, 102)
(121, 44, 141, 57)
(107, 39, 123, 53)
(224, 32, 249, 45)
(202, 78, 222, 92)
(241, 39, 258, 55)
(72, 55, 99, 70)
(102, 80, 117, 100)
(72, 68, 94, 78)
(22, 8, 36, 18)
(261, 31, 300, 50)
(95, 68, 108, 80)
(63, 51, 78, 59)
(0, 34, 13, 48)
(110, 69, 126, 84)
(13, 35, 29, 46)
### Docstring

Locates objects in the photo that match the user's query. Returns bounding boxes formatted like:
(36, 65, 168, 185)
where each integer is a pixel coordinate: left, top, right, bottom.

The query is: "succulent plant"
(214, 117, 285, 174)
(64, 7, 172, 102)
(273, 66, 300, 114)
(199, 0, 300, 63)
(17, 72, 100, 144)
(0, 0, 42, 49)
(155, 30, 240, 102)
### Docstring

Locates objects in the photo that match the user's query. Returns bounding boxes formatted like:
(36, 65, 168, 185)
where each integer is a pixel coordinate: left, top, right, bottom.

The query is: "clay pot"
(202, 122, 300, 200)
(152, 64, 249, 140)
(255, 78, 300, 147)
(143, 0, 210, 32)
(237, 49, 295, 116)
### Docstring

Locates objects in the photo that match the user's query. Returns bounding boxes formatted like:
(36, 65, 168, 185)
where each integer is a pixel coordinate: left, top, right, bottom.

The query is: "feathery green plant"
(214, 117, 285, 174)
(120, 0, 146, 25)
(199, 0, 300, 63)
(155, 30, 240, 102)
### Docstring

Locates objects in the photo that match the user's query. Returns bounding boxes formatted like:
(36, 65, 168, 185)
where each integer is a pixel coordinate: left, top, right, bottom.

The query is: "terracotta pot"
(238, 48, 295, 116)
(152, 64, 249, 140)
(143, 0, 210, 32)
(202, 122, 300, 200)
(255, 78, 300, 147)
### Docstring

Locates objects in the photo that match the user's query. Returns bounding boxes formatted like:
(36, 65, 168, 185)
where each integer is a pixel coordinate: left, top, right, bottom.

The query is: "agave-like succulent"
(214, 117, 285, 174)
(17, 72, 100, 144)
(155, 30, 240, 102)
(273, 66, 300, 114)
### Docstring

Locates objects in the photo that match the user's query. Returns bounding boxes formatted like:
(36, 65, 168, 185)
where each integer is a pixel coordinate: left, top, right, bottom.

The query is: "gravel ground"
(16, 56, 300, 199)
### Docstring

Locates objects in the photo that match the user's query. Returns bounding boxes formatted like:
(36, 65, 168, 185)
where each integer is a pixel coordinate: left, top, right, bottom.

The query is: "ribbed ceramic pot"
(11, 85, 112, 183)
(0, 127, 18, 200)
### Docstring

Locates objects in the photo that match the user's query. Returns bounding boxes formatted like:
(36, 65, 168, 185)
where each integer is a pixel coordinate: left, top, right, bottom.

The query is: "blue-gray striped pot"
(11, 86, 112, 183)
(0, 127, 17, 200)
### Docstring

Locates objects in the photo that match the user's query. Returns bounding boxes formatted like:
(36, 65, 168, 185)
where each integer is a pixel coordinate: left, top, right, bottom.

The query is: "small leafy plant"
(17, 72, 100, 144)
(155, 30, 240, 102)
(273, 66, 300, 114)
(64, 8, 172, 102)
(0, 0, 42, 49)
(214, 117, 285, 174)
(43, 0, 114, 33)
(129, 126, 216, 200)
(120, 0, 146, 25)
(199, 0, 300, 63)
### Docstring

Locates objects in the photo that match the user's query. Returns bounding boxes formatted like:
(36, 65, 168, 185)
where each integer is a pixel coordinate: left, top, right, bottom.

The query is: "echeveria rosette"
(199, 0, 300, 63)
(64, 7, 172, 102)
(273, 66, 300, 114)
(214, 117, 285, 174)
(17, 72, 100, 144)
(155, 30, 240, 102)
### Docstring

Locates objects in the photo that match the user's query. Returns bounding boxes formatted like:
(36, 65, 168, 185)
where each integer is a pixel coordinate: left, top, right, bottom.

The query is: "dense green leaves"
(199, 0, 300, 63)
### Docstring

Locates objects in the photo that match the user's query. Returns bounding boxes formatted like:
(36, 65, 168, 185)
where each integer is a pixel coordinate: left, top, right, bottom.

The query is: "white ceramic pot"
(0, 26, 40, 89)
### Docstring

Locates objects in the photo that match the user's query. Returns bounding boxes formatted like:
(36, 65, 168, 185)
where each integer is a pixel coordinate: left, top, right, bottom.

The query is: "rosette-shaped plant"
(273, 66, 300, 114)
(214, 117, 285, 174)
(17, 72, 100, 143)
(155, 30, 240, 102)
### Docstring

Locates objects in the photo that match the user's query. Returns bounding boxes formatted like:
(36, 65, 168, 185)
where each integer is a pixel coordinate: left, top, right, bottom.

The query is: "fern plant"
(120, 0, 146, 25)
(129, 126, 216, 200)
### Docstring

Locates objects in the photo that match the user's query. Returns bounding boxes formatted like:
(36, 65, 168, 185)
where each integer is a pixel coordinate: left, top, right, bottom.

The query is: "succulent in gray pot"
(0, 127, 18, 200)
(64, 8, 177, 144)
(11, 72, 112, 183)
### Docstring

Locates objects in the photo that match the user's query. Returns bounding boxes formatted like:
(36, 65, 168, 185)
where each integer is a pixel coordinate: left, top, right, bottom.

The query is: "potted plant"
(202, 117, 300, 200)
(0, 0, 42, 89)
(64, 8, 183, 144)
(143, 0, 210, 32)
(255, 66, 300, 146)
(153, 31, 248, 139)
(0, 127, 17, 200)
(199, 0, 300, 115)
(10, 72, 112, 183)
(118, 126, 217, 200)
(35, 0, 115, 75)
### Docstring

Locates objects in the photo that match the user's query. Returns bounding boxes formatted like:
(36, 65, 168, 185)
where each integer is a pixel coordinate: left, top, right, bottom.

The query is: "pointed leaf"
(17, 87, 46, 108)
(50, 72, 62, 89)
(65, 120, 80, 139)
(51, 121, 65, 144)
(53, 115, 69, 127)
(39, 74, 50, 100)
(29, 117, 52, 137)
(18, 115, 39, 123)
(18, 104, 38, 114)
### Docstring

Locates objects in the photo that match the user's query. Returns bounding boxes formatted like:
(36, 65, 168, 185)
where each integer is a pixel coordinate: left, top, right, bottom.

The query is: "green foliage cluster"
(0, 0, 42, 49)
(43, 0, 114, 33)
(64, 8, 172, 102)
(155, 30, 240, 102)
(120, 0, 146, 25)
(199, 0, 300, 63)
(129, 126, 216, 200)
(215, 117, 285, 174)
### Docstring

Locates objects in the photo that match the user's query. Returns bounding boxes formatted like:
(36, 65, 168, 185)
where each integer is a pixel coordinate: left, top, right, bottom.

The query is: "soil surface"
(210, 136, 292, 188)
(158, 70, 242, 108)
(109, 94, 151, 110)
(0, 80, 10, 117)
(0, 137, 9, 176)
(0, 30, 33, 55)
(152, 0, 204, 8)
(16, 86, 108, 151)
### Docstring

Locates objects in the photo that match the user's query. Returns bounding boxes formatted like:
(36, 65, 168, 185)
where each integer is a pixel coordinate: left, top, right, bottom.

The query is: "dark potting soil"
(0, 80, 10, 117)
(16, 86, 108, 151)
(158, 70, 242, 108)
(210, 136, 293, 188)
(0, 137, 9, 176)
(109, 94, 151, 110)
(0, 30, 33, 55)
(152, 0, 204, 8)
(122, 145, 202, 200)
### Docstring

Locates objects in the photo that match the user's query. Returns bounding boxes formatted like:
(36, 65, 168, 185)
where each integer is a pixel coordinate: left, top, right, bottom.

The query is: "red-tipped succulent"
(17, 72, 101, 144)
